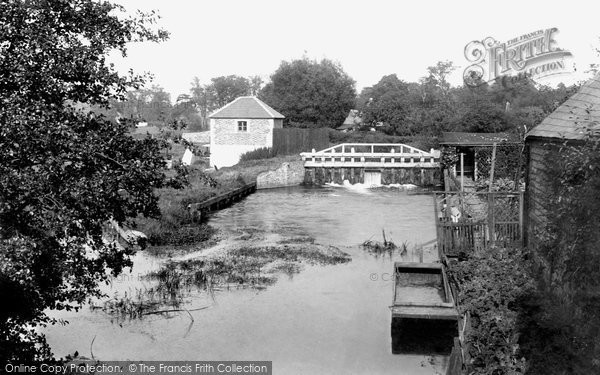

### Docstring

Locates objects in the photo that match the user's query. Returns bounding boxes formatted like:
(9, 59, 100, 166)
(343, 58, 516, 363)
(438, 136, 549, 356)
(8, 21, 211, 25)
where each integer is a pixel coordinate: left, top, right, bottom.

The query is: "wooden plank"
(390, 306, 459, 320)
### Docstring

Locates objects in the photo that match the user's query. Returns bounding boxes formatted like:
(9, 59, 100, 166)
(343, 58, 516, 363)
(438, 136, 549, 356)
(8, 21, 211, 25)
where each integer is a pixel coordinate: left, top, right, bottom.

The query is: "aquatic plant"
(361, 229, 400, 257)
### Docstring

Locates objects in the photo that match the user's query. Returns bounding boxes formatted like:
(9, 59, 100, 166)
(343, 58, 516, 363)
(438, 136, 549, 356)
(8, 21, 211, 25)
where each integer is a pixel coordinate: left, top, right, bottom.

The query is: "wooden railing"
(300, 143, 440, 168)
(434, 192, 524, 257)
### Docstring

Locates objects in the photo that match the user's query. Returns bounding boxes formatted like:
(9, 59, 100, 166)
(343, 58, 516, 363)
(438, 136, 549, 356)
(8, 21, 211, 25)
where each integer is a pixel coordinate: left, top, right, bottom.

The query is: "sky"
(111, 0, 600, 102)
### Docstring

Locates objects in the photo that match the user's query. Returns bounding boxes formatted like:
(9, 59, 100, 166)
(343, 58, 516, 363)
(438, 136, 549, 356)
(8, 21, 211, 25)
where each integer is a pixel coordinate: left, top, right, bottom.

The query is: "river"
(44, 185, 447, 374)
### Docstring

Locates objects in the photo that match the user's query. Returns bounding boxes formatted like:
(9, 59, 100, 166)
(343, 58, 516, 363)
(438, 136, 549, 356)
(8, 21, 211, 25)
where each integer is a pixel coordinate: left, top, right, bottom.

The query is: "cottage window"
(237, 121, 248, 131)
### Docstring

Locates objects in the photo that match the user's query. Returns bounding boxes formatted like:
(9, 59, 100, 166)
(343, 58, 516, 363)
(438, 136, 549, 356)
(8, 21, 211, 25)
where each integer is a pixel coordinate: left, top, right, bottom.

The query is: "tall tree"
(189, 75, 252, 128)
(173, 94, 202, 130)
(0, 0, 179, 360)
(358, 74, 411, 134)
(206, 75, 251, 110)
(260, 58, 356, 127)
(421, 60, 456, 100)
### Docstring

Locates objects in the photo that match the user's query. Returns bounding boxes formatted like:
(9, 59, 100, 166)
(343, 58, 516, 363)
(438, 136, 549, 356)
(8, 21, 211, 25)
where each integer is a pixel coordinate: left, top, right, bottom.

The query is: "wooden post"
(488, 193, 495, 248)
(433, 193, 441, 258)
(519, 191, 524, 245)
(489, 142, 497, 192)
(460, 153, 464, 192)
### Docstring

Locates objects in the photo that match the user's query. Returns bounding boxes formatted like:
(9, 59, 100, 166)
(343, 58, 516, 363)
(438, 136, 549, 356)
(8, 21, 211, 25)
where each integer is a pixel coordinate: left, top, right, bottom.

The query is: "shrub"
(239, 147, 276, 162)
(448, 247, 534, 374)
(521, 131, 600, 373)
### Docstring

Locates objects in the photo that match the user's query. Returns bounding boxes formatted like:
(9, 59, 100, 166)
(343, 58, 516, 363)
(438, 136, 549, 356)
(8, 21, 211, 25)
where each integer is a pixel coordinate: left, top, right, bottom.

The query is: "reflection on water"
(391, 318, 457, 355)
(44, 185, 448, 374)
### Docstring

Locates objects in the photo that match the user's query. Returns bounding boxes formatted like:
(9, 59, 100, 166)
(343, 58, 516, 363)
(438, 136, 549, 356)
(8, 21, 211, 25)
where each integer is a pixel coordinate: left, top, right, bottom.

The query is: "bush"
(521, 132, 600, 373)
(448, 247, 534, 374)
(239, 147, 276, 162)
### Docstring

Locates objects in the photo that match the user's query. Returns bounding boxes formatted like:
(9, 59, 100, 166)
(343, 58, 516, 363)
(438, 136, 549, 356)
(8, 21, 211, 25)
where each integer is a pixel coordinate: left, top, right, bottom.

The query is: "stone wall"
(256, 160, 305, 189)
(212, 118, 271, 145)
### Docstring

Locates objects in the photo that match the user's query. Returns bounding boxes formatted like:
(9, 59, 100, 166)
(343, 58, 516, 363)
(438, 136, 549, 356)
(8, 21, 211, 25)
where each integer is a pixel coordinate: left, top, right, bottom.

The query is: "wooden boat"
(390, 262, 458, 321)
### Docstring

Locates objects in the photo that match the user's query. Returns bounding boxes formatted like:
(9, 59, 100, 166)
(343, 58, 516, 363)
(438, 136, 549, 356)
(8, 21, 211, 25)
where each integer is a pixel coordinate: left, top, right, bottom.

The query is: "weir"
(301, 143, 442, 186)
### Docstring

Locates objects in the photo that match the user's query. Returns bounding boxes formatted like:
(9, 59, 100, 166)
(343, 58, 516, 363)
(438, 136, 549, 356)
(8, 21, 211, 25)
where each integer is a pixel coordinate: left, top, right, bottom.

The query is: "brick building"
(209, 96, 284, 168)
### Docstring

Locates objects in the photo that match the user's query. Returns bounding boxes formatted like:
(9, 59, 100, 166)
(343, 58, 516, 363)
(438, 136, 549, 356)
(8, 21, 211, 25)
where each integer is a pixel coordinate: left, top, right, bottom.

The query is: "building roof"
(336, 109, 362, 130)
(343, 109, 362, 125)
(209, 96, 284, 119)
(527, 74, 600, 140)
(440, 132, 521, 146)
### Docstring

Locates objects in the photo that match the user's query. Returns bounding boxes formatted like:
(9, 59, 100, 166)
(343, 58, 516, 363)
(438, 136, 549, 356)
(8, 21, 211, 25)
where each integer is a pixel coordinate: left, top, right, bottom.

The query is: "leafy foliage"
(356, 63, 580, 139)
(522, 130, 600, 373)
(358, 74, 412, 134)
(188, 75, 260, 130)
(239, 147, 276, 162)
(448, 247, 534, 374)
(259, 57, 356, 128)
(0, 0, 178, 361)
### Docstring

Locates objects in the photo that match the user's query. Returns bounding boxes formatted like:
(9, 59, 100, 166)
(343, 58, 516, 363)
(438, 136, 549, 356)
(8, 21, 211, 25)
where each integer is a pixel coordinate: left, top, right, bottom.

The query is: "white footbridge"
(300, 143, 441, 168)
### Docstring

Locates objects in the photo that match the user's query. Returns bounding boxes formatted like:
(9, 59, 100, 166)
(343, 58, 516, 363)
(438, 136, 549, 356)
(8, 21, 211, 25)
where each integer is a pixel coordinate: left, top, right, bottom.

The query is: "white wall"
(209, 118, 275, 168)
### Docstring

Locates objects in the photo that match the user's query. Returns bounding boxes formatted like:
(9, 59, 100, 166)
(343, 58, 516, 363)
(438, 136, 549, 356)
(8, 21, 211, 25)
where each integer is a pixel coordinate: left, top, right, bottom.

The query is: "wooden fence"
(272, 127, 329, 155)
(434, 191, 523, 257)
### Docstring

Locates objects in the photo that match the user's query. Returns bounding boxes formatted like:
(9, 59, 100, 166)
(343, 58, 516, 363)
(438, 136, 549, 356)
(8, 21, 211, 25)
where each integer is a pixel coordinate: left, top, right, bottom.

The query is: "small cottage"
(209, 96, 284, 168)
(524, 74, 600, 248)
(440, 132, 522, 181)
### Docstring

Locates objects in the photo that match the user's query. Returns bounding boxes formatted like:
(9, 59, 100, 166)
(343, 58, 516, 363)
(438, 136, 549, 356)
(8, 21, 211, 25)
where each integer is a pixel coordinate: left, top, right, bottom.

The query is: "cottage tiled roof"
(440, 132, 521, 146)
(209, 96, 284, 119)
(527, 74, 600, 140)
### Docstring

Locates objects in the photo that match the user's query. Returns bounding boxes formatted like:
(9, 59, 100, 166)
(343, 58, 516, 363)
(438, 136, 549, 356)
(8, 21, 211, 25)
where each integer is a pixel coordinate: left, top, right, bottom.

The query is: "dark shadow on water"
(391, 317, 457, 355)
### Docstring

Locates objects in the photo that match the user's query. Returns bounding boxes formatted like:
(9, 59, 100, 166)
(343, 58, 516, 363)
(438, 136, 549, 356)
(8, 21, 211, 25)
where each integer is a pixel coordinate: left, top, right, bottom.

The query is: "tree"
(260, 57, 356, 127)
(189, 75, 252, 128)
(107, 85, 173, 126)
(248, 75, 264, 96)
(173, 94, 202, 130)
(207, 75, 251, 109)
(0, 0, 179, 361)
(358, 74, 411, 134)
(421, 60, 456, 100)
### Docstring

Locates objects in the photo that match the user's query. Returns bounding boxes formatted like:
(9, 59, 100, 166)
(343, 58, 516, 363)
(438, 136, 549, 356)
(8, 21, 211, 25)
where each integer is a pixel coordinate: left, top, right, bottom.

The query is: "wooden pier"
(188, 182, 257, 220)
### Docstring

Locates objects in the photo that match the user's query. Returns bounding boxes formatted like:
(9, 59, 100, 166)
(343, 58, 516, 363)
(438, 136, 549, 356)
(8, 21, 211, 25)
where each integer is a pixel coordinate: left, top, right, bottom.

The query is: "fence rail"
(434, 191, 523, 257)
(301, 143, 441, 168)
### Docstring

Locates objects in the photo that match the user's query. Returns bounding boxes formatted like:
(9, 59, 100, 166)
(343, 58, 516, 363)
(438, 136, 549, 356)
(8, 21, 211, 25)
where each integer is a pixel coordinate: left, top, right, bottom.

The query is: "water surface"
(45, 185, 446, 374)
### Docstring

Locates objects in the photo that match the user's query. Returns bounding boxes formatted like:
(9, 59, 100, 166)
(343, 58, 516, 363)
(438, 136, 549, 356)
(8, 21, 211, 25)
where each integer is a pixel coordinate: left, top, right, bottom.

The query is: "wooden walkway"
(188, 182, 256, 220)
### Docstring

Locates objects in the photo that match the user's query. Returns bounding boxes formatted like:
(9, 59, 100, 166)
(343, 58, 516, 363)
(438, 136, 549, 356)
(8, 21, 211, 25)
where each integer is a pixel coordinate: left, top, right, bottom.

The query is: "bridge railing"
(300, 143, 441, 168)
